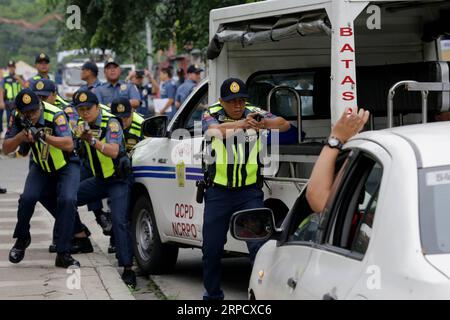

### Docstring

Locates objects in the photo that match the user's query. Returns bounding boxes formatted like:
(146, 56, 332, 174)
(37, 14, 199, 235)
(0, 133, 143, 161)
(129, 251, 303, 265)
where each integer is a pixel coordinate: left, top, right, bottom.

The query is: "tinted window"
(326, 154, 382, 257)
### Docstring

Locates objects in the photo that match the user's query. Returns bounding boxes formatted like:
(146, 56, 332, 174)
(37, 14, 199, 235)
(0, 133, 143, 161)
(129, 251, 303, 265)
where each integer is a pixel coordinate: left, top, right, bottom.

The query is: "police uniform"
(135, 83, 152, 118)
(160, 78, 177, 119)
(72, 90, 135, 286)
(28, 53, 53, 88)
(95, 58, 140, 106)
(201, 78, 277, 300)
(1, 60, 22, 132)
(6, 89, 80, 268)
(175, 65, 203, 107)
(79, 61, 102, 92)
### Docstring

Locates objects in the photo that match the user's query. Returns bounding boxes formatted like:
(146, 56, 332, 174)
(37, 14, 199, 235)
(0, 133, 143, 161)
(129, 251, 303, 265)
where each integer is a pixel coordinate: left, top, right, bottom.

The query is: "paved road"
(0, 154, 250, 300)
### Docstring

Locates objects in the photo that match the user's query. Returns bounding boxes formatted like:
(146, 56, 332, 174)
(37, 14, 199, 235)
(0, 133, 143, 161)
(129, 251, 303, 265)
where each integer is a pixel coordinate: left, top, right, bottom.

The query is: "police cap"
(73, 89, 99, 109)
(220, 78, 249, 102)
(187, 65, 203, 74)
(104, 57, 119, 68)
(35, 52, 50, 64)
(111, 97, 132, 118)
(32, 79, 56, 97)
(15, 88, 41, 112)
(7, 60, 15, 67)
(81, 61, 98, 76)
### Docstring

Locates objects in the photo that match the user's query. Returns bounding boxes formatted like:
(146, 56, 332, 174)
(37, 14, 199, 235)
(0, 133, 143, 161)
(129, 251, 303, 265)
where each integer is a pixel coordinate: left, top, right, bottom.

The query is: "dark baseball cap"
(187, 65, 203, 74)
(104, 57, 119, 68)
(135, 70, 144, 78)
(220, 78, 249, 102)
(81, 61, 98, 76)
(7, 60, 15, 67)
(35, 52, 50, 64)
(111, 97, 132, 118)
(32, 79, 56, 97)
(73, 89, 99, 108)
(15, 89, 41, 112)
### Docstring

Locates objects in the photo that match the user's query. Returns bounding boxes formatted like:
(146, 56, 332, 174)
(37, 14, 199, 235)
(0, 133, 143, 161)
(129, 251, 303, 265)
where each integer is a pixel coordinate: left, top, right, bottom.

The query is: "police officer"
(95, 58, 141, 109)
(158, 67, 177, 119)
(2, 89, 80, 268)
(175, 65, 203, 109)
(72, 89, 136, 288)
(80, 61, 102, 92)
(107, 97, 145, 253)
(0, 60, 24, 134)
(128, 70, 151, 118)
(201, 78, 290, 300)
(28, 53, 52, 87)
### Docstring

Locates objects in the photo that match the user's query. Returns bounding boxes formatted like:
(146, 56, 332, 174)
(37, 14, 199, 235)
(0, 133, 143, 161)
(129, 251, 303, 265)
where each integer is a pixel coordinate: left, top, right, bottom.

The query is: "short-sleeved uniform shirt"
(95, 80, 140, 106)
(175, 79, 197, 106)
(160, 80, 177, 116)
(79, 79, 102, 93)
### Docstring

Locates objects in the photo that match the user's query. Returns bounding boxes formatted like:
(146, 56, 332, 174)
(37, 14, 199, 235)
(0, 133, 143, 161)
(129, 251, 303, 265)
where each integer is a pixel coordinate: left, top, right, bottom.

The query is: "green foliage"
(0, 0, 61, 68)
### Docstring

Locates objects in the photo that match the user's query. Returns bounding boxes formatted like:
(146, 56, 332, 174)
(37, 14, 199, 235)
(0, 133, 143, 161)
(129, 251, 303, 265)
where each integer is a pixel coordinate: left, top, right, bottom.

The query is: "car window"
(183, 93, 208, 136)
(323, 153, 382, 257)
(286, 151, 352, 244)
(171, 83, 208, 137)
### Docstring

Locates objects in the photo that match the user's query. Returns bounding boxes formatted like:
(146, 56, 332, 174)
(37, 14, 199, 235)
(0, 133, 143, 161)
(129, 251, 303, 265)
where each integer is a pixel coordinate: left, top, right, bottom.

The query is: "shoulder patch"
(109, 121, 120, 133)
(65, 107, 74, 114)
(55, 114, 67, 126)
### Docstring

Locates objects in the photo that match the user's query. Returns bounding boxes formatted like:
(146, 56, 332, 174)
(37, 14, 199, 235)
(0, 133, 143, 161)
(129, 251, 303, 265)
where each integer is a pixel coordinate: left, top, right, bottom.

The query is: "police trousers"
(13, 161, 80, 254)
(202, 185, 265, 300)
(75, 176, 133, 267)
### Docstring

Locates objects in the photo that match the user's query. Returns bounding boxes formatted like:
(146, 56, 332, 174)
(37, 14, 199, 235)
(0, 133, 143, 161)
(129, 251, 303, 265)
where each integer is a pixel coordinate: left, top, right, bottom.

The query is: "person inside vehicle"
(306, 107, 370, 213)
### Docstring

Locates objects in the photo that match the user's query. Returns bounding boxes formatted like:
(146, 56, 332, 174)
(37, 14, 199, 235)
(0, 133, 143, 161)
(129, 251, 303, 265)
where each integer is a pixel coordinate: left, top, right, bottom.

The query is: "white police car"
(232, 122, 450, 299)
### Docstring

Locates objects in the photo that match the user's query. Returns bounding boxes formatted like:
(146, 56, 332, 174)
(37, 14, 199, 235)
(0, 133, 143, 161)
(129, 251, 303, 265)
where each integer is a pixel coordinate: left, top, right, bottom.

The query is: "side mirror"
(230, 208, 276, 242)
(142, 115, 168, 137)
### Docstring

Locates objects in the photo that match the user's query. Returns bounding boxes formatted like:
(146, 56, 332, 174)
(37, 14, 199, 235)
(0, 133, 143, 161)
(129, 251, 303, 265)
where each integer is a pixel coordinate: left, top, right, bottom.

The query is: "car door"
(147, 81, 208, 245)
(297, 144, 388, 300)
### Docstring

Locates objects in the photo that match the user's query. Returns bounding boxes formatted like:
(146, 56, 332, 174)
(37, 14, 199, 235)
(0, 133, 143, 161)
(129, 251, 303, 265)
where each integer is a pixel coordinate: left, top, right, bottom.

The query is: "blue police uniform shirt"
(95, 80, 140, 106)
(160, 80, 176, 116)
(93, 110, 125, 154)
(175, 79, 197, 106)
(79, 79, 102, 92)
(6, 109, 72, 139)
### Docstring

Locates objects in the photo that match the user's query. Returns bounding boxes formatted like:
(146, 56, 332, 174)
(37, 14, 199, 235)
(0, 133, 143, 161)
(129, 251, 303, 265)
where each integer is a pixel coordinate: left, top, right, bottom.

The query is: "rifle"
(20, 116, 46, 145)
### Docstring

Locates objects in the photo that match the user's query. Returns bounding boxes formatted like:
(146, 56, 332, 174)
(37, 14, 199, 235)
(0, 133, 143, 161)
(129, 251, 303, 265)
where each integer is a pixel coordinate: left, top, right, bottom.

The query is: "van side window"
(326, 154, 383, 257)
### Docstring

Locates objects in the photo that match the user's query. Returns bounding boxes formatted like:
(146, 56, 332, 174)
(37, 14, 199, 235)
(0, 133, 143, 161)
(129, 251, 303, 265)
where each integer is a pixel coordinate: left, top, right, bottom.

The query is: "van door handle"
(323, 292, 336, 300)
(287, 277, 297, 289)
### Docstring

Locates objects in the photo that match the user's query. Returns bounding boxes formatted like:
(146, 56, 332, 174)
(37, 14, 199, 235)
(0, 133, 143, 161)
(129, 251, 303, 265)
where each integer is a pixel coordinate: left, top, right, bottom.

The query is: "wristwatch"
(89, 137, 97, 147)
(326, 136, 343, 150)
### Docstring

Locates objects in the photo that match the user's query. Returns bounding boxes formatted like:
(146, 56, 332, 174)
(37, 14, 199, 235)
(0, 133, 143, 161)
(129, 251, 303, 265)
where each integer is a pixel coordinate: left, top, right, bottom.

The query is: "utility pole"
(145, 19, 153, 72)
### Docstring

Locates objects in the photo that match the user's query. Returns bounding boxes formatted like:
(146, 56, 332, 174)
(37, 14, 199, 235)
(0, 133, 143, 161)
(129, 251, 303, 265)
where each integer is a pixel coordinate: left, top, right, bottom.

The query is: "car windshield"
(419, 166, 450, 254)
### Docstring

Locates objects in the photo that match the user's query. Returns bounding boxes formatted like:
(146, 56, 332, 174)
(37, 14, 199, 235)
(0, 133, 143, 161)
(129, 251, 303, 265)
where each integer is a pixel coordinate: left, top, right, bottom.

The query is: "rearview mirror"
(230, 208, 275, 241)
(142, 115, 168, 137)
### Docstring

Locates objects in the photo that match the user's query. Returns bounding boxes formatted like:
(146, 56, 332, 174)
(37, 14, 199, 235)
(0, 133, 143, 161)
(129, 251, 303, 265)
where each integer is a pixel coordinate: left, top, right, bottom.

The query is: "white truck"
(130, 0, 450, 275)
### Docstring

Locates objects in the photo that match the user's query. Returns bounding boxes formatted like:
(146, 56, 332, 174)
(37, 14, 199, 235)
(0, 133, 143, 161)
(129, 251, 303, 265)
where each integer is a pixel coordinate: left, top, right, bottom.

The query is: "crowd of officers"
(0, 52, 169, 289)
(1, 52, 298, 299)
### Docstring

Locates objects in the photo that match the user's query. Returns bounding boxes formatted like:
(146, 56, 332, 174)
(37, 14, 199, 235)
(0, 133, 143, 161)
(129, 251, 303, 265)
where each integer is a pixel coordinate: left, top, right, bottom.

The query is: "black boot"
(122, 269, 136, 289)
(94, 210, 112, 236)
(55, 253, 80, 268)
(71, 237, 94, 254)
(9, 237, 31, 264)
(48, 241, 57, 253)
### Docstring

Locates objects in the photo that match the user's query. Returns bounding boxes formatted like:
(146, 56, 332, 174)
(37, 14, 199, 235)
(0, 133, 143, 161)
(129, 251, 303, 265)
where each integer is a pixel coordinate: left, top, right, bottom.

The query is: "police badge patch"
(109, 121, 120, 132)
(120, 84, 127, 91)
(22, 94, 32, 104)
(36, 81, 45, 90)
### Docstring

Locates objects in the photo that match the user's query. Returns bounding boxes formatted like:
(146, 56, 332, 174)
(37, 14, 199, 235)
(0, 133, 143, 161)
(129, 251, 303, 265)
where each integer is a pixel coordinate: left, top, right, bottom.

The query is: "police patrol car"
(130, 0, 450, 278)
